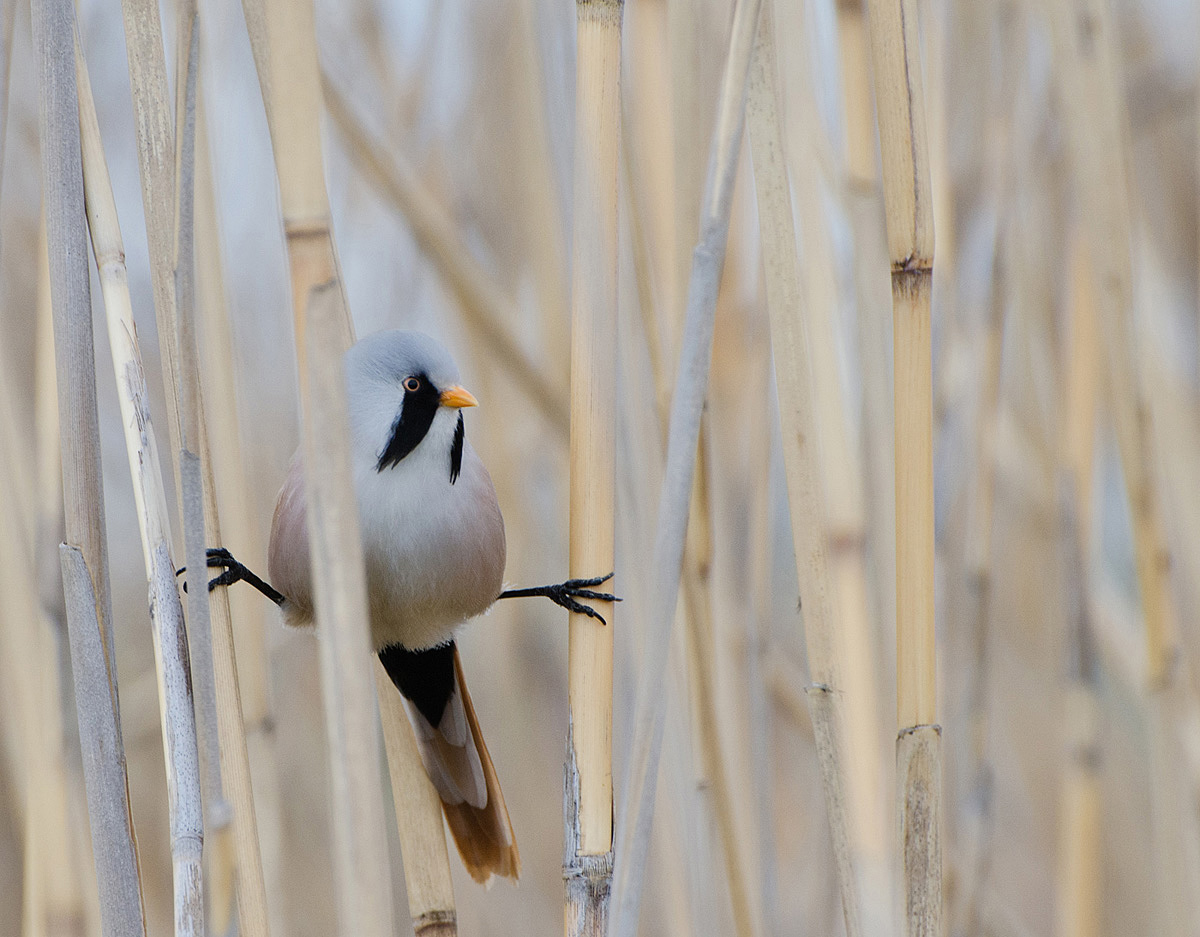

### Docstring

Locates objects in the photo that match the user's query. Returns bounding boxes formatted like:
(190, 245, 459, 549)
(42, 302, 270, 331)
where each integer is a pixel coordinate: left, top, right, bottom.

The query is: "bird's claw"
(175, 547, 249, 593)
(544, 573, 620, 625)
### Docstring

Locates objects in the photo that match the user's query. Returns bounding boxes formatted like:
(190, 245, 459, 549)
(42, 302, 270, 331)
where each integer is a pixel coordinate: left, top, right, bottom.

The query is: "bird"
(196, 329, 617, 884)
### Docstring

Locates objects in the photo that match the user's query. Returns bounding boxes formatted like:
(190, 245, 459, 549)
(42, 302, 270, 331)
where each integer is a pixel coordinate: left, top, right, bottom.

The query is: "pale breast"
(356, 442, 506, 651)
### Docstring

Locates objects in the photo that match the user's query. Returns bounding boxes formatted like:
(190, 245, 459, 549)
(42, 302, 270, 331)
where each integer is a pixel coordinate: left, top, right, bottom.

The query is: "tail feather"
(442, 647, 520, 884)
(392, 644, 519, 885)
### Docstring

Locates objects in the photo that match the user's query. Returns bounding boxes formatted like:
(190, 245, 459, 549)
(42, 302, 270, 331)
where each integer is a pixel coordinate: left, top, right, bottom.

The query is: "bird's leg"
(176, 547, 287, 607)
(497, 573, 619, 624)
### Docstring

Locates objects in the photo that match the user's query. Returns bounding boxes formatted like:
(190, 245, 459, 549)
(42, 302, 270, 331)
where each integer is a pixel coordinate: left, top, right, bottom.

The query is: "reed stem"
(745, 6, 863, 934)
(610, 1, 763, 933)
(77, 33, 205, 937)
(241, 3, 420, 931)
(565, 2, 621, 933)
(863, 0, 941, 930)
(33, 2, 146, 930)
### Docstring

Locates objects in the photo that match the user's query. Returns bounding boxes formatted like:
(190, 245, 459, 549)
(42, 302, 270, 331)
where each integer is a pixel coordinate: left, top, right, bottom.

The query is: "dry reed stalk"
(1055, 679, 1101, 937)
(745, 6, 863, 935)
(945, 48, 1023, 925)
(239, 0, 351, 358)
(1061, 235, 1098, 542)
(0, 0, 15, 196)
(1045, 0, 1177, 690)
(32, 2, 147, 932)
(21, 218, 89, 937)
(193, 95, 275, 775)
(116, 0, 232, 918)
(169, 14, 240, 923)
(625, 0, 678, 351)
(836, 0, 876, 190)
(666, 0, 707, 340)
(375, 663, 457, 937)
(625, 72, 766, 930)
(621, 114, 727, 937)
(565, 2, 621, 933)
(118, 0, 184, 463)
(948, 255, 1005, 937)
(833, 0, 897, 687)
(193, 398, 273, 937)
(512, 0, 571, 383)
(774, 2, 897, 928)
(611, 1, 763, 933)
(679, 446, 761, 937)
(319, 71, 568, 433)
(34, 217, 65, 622)
(1, 341, 82, 937)
(864, 0, 941, 931)
(194, 98, 282, 937)
(1055, 290, 1102, 937)
(239, 2, 409, 933)
(76, 36, 206, 937)
(1048, 3, 1195, 926)
(299, 282, 394, 937)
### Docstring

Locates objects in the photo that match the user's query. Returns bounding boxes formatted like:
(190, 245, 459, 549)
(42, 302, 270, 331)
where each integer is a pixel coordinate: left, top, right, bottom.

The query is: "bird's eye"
(403, 377, 421, 393)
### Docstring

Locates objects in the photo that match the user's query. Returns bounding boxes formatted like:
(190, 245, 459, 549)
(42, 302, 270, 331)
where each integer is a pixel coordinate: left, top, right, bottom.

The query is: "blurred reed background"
(1, 0, 1198, 935)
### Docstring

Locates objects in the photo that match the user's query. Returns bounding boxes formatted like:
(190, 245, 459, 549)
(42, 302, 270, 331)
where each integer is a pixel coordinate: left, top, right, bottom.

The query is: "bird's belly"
(356, 459, 505, 652)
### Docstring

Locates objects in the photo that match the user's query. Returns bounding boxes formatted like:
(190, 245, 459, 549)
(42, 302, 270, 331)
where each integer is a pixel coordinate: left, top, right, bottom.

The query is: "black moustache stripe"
(376, 373, 440, 472)
(450, 412, 464, 484)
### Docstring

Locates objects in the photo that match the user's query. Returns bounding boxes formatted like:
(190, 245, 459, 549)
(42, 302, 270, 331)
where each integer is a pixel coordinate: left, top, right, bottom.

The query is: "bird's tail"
(440, 648, 520, 884)
(395, 645, 520, 885)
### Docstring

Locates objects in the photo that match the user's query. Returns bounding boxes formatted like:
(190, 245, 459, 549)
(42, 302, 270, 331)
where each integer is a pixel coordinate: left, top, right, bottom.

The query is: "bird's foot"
(498, 573, 619, 624)
(176, 548, 286, 606)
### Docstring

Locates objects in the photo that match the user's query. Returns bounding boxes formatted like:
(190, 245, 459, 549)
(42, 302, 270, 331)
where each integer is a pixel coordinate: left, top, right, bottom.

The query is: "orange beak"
(438, 385, 479, 409)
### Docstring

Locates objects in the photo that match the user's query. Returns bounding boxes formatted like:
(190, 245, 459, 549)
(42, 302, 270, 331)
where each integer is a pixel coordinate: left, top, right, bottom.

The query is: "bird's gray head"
(344, 330, 476, 483)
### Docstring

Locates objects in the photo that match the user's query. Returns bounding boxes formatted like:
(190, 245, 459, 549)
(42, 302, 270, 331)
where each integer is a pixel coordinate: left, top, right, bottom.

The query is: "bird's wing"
(401, 667, 487, 809)
(267, 452, 314, 628)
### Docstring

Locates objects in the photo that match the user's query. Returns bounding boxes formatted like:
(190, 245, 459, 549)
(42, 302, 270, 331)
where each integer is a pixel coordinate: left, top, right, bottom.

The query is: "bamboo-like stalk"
(745, 6, 862, 935)
(111, 0, 226, 921)
(1045, 0, 1177, 691)
(622, 128, 719, 937)
(0, 0, 16, 208)
(117, 0, 231, 915)
(610, 1, 763, 933)
(375, 663, 457, 937)
(834, 0, 896, 672)
(512, 0, 571, 382)
(1056, 680, 1101, 937)
(169, 14, 239, 922)
(240, 0, 351, 357)
(1061, 235, 1098, 545)
(2, 324, 83, 937)
(1055, 265, 1101, 937)
(76, 36, 205, 937)
(947, 249, 1005, 937)
(1047, 2, 1190, 928)
(565, 2, 620, 934)
(118, 0, 183, 463)
(625, 55, 763, 927)
(194, 96, 283, 936)
(863, 0, 941, 931)
(319, 70, 568, 433)
(240, 4, 408, 933)
(31, 2, 147, 932)
(299, 281, 394, 937)
(14, 215, 89, 937)
(680, 447, 762, 937)
(836, 0, 876, 190)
